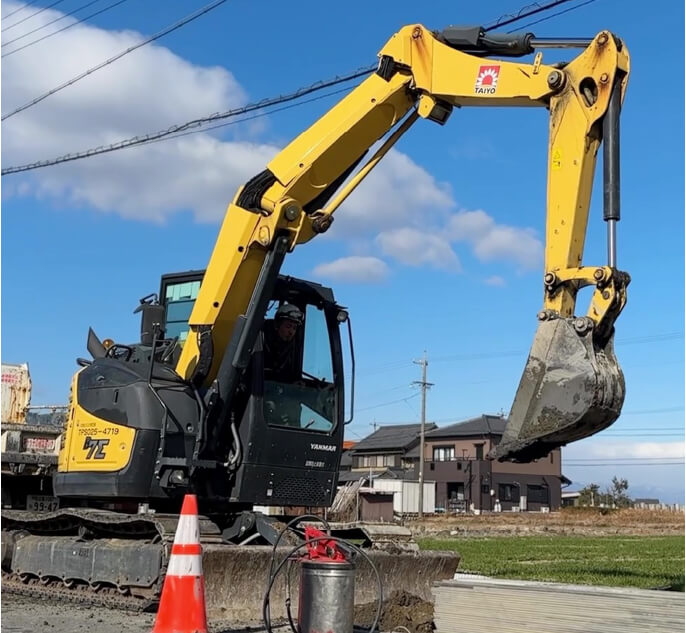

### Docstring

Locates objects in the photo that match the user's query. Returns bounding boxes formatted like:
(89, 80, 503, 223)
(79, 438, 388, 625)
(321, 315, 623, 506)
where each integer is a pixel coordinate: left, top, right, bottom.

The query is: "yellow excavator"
(2, 22, 629, 615)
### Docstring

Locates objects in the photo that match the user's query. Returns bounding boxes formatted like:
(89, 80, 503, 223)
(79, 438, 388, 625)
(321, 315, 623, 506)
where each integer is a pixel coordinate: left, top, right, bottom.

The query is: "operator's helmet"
(275, 303, 304, 325)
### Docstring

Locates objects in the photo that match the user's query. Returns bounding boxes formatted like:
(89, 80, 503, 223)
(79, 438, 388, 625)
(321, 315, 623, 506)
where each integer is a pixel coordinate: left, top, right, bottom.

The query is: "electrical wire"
(129, 85, 353, 149)
(2, 1, 38, 21)
(507, 0, 598, 32)
(2, 0, 104, 48)
(2, 0, 228, 119)
(565, 457, 684, 461)
(264, 513, 330, 632)
(1, 0, 130, 58)
(565, 462, 684, 467)
(263, 531, 383, 633)
(431, 332, 684, 364)
(1, 0, 65, 32)
(1, 65, 374, 175)
(487, 0, 575, 29)
(356, 392, 420, 413)
(2, 0, 598, 174)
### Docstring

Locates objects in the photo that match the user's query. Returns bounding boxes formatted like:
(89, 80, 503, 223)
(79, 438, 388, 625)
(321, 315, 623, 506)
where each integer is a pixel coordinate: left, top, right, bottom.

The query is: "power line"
(2, 0, 104, 48)
(1, 0, 65, 32)
(618, 332, 685, 345)
(355, 392, 420, 413)
(431, 332, 684, 364)
(565, 457, 684, 461)
(2, 1, 38, 21)
(2, 0, 130, 58)
(135, 85, 354, 148)
(507, 0, 598, 32)
(621, 406, 684, 415)
(2, 0, 228, 119)
(564, 462, 684, 467)
(1, 65, 374, 175)
(599, 433, 683, 438)
(488, 0, 575, 29)
(2, 0, 593, 173)
(602, 427, 685, 432)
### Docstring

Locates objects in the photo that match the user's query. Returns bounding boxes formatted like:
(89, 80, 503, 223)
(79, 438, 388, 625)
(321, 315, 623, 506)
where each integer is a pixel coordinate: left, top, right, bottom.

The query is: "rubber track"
(1, 572, 158, 612)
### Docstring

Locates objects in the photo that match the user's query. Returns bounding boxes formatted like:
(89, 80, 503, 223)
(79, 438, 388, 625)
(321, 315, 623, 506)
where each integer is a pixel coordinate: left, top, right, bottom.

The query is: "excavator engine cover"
(492, 317, 624, 462)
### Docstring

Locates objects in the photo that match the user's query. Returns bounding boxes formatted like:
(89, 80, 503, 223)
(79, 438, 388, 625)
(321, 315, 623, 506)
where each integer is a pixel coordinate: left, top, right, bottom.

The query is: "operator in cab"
(263, 303, 303, 383)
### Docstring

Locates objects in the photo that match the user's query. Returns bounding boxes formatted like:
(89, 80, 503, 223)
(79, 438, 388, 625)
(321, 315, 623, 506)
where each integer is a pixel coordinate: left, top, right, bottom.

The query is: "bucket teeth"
(491, 317, 625, 463)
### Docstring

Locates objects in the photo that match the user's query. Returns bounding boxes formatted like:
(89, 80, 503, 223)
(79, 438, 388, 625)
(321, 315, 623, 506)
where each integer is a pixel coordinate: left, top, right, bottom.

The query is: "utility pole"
(413, 351, 433, 518)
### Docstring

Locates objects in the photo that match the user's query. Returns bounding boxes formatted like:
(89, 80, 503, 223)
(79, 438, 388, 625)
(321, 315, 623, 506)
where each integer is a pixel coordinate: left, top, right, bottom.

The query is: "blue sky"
(2, 0, 684, 502)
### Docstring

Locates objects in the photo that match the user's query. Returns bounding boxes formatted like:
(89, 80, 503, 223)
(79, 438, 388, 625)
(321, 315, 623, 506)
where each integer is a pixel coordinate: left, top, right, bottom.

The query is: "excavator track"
(1, 571, 156, 612)
(0, 508, 224, 611)
(1, 509, 460, 622)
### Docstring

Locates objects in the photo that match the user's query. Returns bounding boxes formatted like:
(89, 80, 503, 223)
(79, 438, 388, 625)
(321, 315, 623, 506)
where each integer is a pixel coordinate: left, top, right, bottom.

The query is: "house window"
(357, 454, 397, 468)
(433, 446, 455, 462)
(474, 444, 484, 460)
(498, 483, 520, 502)
(481, 484, 489, 495)
(527, 484, 548, 504)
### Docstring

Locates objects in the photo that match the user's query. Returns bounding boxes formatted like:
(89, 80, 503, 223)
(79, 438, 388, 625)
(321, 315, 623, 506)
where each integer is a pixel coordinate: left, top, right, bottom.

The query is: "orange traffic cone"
(152, 494, 208, 633)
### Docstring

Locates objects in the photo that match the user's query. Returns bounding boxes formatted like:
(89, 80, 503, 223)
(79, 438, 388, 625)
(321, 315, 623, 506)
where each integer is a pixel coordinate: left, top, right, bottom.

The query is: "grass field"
(419, 535, 685, 591)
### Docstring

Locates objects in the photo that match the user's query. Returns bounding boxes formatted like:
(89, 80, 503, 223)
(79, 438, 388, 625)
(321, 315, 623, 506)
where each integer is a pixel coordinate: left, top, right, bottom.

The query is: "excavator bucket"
(491, 317, 625, 462)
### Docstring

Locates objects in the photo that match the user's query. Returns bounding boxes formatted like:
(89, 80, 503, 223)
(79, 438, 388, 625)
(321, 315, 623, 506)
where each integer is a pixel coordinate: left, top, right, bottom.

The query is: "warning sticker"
(551, 148, 562, 170)
(475, 65, 501, 94)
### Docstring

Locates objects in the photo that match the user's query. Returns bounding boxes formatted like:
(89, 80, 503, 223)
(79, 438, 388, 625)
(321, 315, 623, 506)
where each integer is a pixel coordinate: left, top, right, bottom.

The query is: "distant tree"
(578, 483, 600, 506)
(610, 476, 631, 507)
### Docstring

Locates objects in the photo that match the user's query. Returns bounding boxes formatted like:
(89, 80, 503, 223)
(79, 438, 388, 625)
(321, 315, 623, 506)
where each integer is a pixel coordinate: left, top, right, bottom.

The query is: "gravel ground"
(1, 592, 427, 633)
(0, 594, 289, 633)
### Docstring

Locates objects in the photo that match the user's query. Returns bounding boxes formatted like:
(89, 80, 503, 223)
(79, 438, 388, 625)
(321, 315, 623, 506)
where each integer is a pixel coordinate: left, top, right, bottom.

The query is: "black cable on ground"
(262, 533, 383, 633)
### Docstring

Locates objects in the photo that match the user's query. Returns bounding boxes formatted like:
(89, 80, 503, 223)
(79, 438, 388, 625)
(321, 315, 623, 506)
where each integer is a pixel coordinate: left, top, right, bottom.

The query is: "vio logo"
(83, 436, 109, 460)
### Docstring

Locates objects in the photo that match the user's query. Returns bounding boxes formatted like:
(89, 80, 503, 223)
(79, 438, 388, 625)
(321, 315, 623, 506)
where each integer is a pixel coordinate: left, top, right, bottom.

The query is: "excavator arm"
(176, 24, 630, 462)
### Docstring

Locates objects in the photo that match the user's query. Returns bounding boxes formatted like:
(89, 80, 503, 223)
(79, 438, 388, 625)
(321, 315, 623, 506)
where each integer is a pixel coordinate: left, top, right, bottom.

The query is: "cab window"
(164, 280, 201, 342)
(263, 303, 336, 433)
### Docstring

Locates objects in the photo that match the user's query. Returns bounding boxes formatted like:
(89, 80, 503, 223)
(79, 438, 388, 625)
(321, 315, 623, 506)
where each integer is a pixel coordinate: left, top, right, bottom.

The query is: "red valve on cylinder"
(302, 525, 347, 562)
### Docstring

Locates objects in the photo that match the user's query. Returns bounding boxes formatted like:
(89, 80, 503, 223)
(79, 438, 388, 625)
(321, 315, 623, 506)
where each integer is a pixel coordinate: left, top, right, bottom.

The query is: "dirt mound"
(354, 591, 433, 633)
(408, 507, 684, 537)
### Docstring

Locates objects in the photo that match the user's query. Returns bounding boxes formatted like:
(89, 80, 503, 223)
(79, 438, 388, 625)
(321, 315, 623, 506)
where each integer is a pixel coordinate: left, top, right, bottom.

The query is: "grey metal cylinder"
(298, 559, 355, 633)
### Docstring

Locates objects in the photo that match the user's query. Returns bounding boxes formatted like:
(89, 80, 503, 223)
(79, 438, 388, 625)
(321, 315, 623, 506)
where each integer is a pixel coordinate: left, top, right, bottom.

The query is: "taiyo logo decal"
(475, 65, 501, 94)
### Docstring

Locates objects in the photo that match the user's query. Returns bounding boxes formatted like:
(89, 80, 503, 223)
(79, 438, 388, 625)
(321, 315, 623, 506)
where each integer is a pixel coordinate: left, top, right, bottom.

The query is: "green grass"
(419, 535, 685, 591)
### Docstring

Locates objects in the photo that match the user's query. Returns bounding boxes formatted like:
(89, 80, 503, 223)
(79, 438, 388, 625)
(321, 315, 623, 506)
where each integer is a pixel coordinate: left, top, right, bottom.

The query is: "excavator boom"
(176, 24, 630, 462)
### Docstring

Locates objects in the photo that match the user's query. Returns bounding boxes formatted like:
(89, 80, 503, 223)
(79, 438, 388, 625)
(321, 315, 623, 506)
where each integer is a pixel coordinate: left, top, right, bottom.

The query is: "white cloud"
(327, 149, 456, 237)
(448, 210, 543, 270)
(1, 1, 545, 282)
(564, 440, 684, 460)
(1, 1, 273, 223)
(485, 275, 505, 286)
(594, 441, 684, 460)
(376, 228, 460, 271)
(312, 256, 389, 283)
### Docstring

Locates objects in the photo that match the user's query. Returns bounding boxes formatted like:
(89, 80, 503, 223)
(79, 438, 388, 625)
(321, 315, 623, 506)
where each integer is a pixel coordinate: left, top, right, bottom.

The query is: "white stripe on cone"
(167, 553, 203, 577)
(173, 514, 200, 545)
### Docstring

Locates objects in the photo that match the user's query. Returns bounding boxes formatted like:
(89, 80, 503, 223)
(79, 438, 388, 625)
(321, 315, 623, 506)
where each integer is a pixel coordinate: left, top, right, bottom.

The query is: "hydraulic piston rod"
(603, 78, 622, 268)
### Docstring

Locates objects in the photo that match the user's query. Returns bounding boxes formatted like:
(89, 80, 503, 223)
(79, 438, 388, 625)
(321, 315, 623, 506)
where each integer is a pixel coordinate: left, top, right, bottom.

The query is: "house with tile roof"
(422, 414, 568, 511)
(343, 415, 569, 512)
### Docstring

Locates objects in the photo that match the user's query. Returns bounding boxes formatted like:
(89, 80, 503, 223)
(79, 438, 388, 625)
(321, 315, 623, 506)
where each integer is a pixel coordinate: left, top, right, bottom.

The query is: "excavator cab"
(55, 270, 351, 512)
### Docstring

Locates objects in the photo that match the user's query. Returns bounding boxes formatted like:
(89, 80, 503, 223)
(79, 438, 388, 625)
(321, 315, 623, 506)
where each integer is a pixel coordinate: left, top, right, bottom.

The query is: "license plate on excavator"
(26, 495, 59, 512)
(491, 317, 625, 463)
